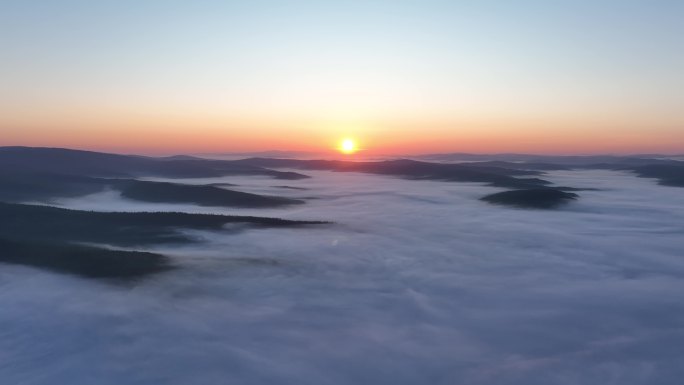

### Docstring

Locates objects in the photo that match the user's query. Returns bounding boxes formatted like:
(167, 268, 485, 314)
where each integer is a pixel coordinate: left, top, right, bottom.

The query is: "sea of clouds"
(2, 169, 684, 385)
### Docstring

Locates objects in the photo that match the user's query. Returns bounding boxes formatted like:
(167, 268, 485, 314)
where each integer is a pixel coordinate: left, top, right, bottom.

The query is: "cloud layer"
(3, 169, 684, 384)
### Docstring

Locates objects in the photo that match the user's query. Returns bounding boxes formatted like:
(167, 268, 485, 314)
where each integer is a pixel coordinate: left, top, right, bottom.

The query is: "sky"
(1, 0, 682, 155)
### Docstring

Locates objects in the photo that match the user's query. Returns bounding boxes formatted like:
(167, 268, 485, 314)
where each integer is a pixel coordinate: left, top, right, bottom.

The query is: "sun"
(338, 138, 358, 154)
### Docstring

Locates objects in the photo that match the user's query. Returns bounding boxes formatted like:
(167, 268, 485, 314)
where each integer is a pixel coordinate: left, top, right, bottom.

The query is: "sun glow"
(338, 138, 358, 154)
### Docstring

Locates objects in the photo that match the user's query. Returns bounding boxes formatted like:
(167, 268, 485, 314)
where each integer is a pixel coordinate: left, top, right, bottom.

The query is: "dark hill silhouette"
(0, 171, 305, 207)
(0, 238, 173, 279)
(0, 147, 325, 279)
(0, 146, 152, 177)
(418, 152, 682, 165)
(0, 170, 107, 202)
(0, 202, 327, 247)
(480, 188, 579, 209)
(235, 158, 551, 188)
(414, 152, 684, 188)
(0, 147, 309, 179)
(628, 164, 684, 187)
(117, 180, 304, 207)
(460, 161, 571, 171)
(0, 202, 328, 279)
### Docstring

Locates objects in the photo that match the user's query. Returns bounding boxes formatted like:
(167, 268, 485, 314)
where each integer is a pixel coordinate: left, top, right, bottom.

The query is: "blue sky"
(1, 0, 682, 153)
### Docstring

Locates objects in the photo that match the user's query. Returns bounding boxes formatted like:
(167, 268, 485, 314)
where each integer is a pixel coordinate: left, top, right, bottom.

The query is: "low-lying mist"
(3, 169, 684, 384)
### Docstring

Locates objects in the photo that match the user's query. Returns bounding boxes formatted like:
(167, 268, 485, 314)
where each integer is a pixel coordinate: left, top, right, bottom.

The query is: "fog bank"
(3, 170, 684, 384)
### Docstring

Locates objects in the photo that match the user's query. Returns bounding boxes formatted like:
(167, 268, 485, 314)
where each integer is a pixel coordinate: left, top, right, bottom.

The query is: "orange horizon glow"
(2, 114, 682, 156)
(2, 127, 683, 156)
(1, 84, 682, 156)
(2, 2, 682, 157)
(4, 99, 681, 155)
(4, 100, 682, 154)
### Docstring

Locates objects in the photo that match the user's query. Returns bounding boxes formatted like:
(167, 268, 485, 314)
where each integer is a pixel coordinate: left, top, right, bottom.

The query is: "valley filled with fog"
(3, 168, 684, 385)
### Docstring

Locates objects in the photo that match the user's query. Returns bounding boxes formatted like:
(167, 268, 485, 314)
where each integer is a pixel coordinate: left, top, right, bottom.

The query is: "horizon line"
(2, 145, 683, 159)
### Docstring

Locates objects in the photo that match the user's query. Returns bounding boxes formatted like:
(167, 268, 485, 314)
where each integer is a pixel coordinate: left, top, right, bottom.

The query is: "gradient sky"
(1, 0, 682, 155)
